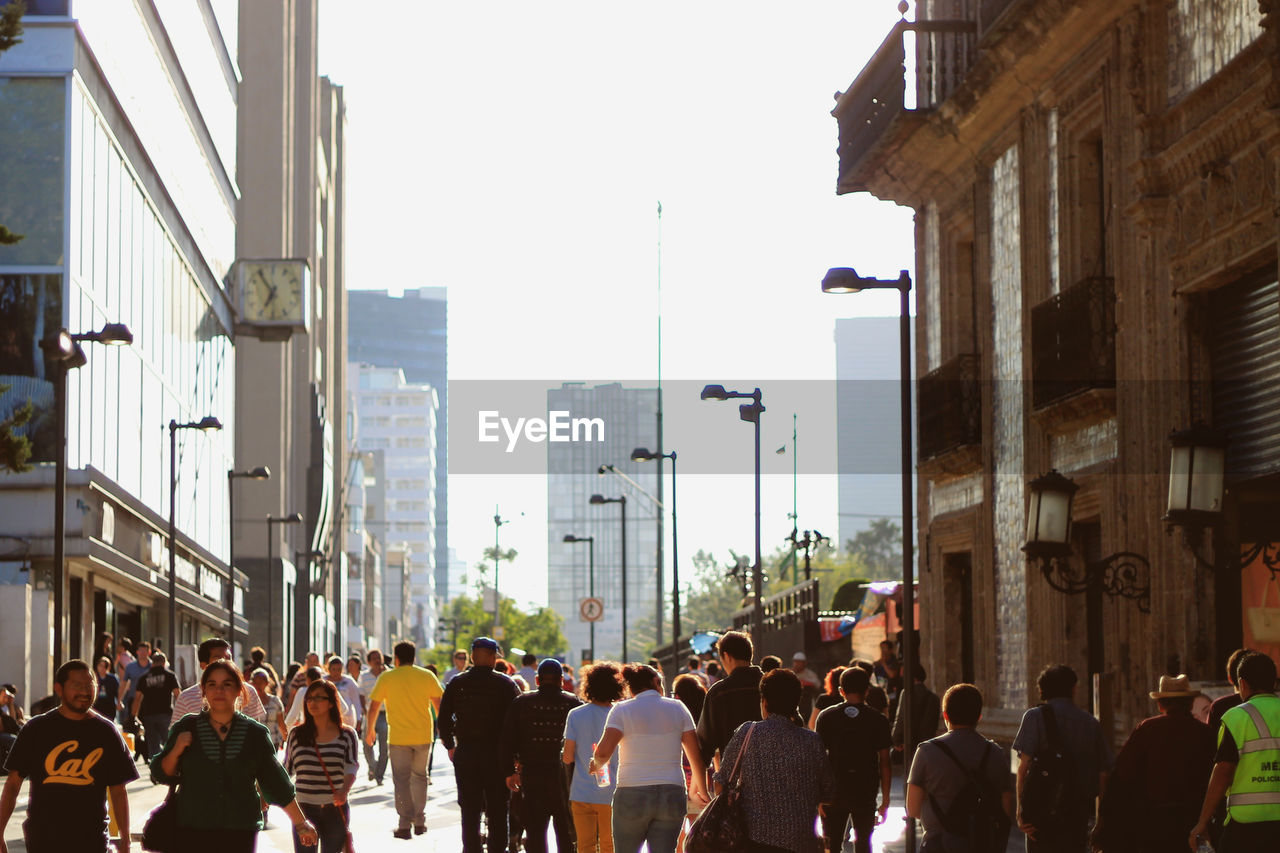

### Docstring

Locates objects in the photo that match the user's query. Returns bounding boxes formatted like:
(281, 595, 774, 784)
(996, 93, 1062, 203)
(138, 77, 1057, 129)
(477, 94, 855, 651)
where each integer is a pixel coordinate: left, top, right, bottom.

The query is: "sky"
(317, 2, 918, 609)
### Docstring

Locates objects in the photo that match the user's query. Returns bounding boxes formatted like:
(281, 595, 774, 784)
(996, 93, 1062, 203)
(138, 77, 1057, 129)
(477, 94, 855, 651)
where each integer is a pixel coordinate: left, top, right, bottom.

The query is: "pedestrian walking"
(502, 659, 582, 853)
(285, 679, 359, 853)
(0, 660, 139, 852)
(114, 637, 136, 687)
(808, 665, 846, 730)
(792, 652, 822, 723)
(906, 683, 1012, 852)
(131, 651, 181, 760)
(696, 631, 762, 772)
(287, 666, 356, 730)
(366, 640, 445, 840)
(563, 662, 624, 853)
(704, 662, 722, 687)
(93, 656, 122, 720)
(325, 657, 362, 725)
(119, 640, 152, 758)
(250, 668, 287, 750)
(245, 646, 283, 701)
(591, 664, 710, 853)
(518, 653, 540, 687)
(1014, 665, 1113, 853)
(760, 655, 783, 674)
(892, 664, 942, 762)
(289, 653, 322, 707)
(443, 650, 469, 685)
(816, 666, 892, 853)
(437, 637, 521, 852)
(1208, 648, 1254, 731)
(684, 657, 710, 686)
(1190, 651, 1280, 851)
(153, 660, 318, 852)
(171, 638, 267, 726)
(714, 668, 835, 853)
(358, 649, 388, 784)
(1089, 674, 1213, 853)
(670, 673, 708, 852)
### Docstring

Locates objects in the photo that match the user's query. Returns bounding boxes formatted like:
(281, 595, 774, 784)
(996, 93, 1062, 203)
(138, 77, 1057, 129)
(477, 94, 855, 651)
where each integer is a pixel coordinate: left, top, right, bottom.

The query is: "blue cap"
(471, 636, 500, 652)
(537, 658, 564, 681)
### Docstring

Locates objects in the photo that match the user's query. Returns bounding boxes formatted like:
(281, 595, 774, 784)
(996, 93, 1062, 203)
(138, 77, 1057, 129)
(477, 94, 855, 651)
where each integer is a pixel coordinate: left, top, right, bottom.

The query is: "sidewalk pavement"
(3, 750, 1024, 852)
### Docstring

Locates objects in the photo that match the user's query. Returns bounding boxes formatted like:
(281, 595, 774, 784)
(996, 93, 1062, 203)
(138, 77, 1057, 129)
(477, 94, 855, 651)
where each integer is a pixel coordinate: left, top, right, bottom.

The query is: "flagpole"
(655, 201, 665, 652)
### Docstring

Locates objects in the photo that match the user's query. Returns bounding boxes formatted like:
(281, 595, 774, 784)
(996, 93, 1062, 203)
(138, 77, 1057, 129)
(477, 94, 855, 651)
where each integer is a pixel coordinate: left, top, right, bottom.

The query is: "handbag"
(141, 717, 197, 853)
(685, 722, 755, 853)
(316, 742, 356, 853)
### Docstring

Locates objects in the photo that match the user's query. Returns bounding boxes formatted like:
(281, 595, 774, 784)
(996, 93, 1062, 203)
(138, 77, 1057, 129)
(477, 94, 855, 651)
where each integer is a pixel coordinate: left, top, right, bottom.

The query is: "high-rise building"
(834, 317, 915, 552)
(546, 383, 658, 663)
(0, 0, 242, 691)
(352, 363, 438, 648)
(348, 288, 449, 600)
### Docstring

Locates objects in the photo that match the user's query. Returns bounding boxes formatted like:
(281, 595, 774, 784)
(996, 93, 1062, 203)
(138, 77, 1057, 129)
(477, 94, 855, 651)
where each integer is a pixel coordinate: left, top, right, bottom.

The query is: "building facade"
(348, 288, 449, 600)
(0, 0, 245, 692)
(351, 363, 438, 648)
(547, 382, 659, 662)
(833, 0, 1279, 736)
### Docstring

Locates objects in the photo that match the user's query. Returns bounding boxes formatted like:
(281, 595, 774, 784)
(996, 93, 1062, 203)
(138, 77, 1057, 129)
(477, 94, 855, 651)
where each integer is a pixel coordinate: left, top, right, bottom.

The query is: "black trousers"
(455, 744, 511, 853)
(822, 801, 877, 853)
(1026, 818, 1089, 853)
(1219, 819, 1280, 853)
(519, 764, 576, 853)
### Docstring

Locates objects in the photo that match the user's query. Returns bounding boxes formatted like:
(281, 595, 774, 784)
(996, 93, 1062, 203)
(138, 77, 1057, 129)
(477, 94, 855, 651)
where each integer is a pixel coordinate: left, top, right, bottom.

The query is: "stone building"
(833, 0, 1279, 736)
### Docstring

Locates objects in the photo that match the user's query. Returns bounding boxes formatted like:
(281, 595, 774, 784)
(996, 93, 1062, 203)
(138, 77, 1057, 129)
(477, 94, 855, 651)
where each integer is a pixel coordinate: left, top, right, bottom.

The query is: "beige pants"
(571, 800, 614, 853)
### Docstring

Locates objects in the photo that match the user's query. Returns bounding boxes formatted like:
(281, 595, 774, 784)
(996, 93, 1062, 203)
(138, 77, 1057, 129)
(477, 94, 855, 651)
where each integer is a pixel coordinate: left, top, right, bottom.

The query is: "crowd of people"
(2, 630, 1280, 853)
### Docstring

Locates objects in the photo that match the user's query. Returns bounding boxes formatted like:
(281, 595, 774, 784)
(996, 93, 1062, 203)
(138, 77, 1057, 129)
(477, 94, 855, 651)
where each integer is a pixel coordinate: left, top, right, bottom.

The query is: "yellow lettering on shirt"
(42, 739, 104, 786)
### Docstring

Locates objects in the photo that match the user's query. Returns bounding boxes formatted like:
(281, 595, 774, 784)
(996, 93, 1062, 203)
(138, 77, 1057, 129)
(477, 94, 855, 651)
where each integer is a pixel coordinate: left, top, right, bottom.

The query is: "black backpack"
(1020, 705, 1077, 827)
(929, 739, 1010, 853)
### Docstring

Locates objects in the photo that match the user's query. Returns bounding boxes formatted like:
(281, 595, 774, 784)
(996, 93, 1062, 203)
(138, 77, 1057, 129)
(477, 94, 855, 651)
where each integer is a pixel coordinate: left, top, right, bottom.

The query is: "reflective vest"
(1221, 693, 1280, 823)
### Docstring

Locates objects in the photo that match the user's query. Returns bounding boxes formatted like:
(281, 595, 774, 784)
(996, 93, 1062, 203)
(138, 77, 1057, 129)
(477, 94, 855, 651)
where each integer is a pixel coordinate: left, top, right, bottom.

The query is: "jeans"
(363, 712, 388, 782)
(519, 764, 575, 853)
(141, 713, 172, 761)
(822, 803, 877, 853)
(611, 784, 686, 853)
(389, 743, 431, 831)
(294, 802, 350, 853)
(571, 801, 613, 853)
(455, 744, 510, 853)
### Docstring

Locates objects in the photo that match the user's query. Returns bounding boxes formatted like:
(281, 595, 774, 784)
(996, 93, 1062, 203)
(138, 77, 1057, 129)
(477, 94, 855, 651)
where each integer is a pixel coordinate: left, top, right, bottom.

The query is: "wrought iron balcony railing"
(918, 353, 982, 461)
(833, 19, 977, 191)
(1031, 277, 1117, 411)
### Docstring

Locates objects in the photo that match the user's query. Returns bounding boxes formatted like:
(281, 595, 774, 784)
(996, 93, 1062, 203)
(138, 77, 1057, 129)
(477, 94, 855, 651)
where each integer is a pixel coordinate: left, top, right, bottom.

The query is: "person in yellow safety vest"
(1189, 651, 1280, 852)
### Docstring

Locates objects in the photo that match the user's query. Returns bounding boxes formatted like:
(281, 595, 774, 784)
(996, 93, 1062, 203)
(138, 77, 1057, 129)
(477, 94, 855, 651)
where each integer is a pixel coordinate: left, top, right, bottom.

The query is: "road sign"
(579, 597, 605, 623)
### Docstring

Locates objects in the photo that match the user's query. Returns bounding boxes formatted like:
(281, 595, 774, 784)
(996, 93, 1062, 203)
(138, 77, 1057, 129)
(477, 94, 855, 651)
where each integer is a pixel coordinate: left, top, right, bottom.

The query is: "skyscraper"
(348, 288, 449, 600)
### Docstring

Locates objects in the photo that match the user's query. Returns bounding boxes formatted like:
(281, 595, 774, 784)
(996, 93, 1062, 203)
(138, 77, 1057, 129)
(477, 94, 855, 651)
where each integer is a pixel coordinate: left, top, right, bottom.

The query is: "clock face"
(240, 260, 308, 325)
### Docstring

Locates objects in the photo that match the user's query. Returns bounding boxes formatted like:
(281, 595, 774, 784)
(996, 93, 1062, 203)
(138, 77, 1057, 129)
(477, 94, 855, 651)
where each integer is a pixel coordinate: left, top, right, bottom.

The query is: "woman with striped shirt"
(285, 679, 360, 852)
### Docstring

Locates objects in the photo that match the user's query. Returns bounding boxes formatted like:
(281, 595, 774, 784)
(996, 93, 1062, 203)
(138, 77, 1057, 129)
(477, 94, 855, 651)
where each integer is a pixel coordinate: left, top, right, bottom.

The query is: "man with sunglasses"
(443, 650, 469, 685)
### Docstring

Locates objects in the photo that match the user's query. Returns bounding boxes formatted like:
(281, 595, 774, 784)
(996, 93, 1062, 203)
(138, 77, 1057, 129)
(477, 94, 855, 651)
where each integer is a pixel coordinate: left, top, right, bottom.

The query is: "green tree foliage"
(420, 590, 567, 673)
(0, 383, 33, 473)
(0, 1, 24, 55)
(845, 518, 902, 577)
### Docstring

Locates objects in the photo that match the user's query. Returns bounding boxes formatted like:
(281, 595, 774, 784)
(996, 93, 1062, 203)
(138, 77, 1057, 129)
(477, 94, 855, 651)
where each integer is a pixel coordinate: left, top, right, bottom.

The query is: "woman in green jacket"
(154, 660, 319, 852)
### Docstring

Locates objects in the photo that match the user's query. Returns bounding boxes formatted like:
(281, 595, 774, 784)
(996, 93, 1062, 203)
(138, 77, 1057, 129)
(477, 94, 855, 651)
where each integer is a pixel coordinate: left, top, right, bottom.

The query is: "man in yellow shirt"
(367, 640, 444, 840)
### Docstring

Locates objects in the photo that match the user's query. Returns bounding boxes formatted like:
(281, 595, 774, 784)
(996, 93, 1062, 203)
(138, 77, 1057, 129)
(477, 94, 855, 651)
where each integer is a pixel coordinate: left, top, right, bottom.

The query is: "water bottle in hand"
(591, 743, 611, 787)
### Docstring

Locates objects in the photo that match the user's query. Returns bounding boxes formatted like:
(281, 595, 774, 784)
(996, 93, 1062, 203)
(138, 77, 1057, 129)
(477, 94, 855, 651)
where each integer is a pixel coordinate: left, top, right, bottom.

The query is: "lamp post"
(168, 416, 223, 658)
(632, 447, 680, 654)
(493, 509, 512, 634)
(563, 534, 596, 661)
(590, 494, 628, 660)
(226, 466, 269, 652)
(266, 513, 303, 665)
(39, 323, 132, 669)
(822, 266, 916, 853)
(700, 384, 765, 641)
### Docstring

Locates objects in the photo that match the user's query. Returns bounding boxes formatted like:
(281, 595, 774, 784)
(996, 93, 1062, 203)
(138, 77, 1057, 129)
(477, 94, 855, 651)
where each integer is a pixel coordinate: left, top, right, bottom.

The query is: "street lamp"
(590, 494, 628, 660)
(493, 509, 512, 635)
(563, 534, 596, 661)
(227, 466, 270, 651)
(632, 447, 680, 655)
(821, 266, 917, 853)
(266, 513, 304, 664)
(168, 416, 223, 658)
(699, 384, 765, 641)
(39, 322, 134, 669)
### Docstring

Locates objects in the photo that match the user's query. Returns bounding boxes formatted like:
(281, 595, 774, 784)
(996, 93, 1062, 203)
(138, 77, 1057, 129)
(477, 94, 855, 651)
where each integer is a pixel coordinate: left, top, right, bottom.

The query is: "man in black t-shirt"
(815, 666, 893, 853)
(0, 659, 139, 852)
(131, 652, 180, 760)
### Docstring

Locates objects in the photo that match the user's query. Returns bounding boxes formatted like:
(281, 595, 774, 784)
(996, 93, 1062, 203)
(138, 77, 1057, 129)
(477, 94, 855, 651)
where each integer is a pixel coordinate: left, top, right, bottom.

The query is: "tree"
(0, 384, 33, 473)
(421, 591, 567, 672)
(845, 518, 902, 577)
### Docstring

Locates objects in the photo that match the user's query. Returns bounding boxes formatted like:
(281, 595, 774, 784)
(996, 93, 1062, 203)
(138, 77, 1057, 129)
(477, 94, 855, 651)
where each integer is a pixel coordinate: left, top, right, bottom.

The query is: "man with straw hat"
(1091, 675, 1213, 852)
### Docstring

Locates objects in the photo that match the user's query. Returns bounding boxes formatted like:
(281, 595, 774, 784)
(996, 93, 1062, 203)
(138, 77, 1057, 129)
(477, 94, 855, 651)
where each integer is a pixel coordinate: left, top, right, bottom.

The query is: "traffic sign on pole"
(579, 597, 605, 622)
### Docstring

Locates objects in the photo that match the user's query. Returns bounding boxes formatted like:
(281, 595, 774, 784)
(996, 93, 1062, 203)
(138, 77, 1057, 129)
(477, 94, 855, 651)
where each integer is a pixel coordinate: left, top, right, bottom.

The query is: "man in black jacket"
(696, 630, 762, 770)
(438, 637, 522, 853)
(500, 659, 581, 853)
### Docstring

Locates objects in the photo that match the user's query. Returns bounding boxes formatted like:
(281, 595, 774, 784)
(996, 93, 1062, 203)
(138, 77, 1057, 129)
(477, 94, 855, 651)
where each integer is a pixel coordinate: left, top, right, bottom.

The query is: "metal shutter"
(1210, 275, 1280, 478)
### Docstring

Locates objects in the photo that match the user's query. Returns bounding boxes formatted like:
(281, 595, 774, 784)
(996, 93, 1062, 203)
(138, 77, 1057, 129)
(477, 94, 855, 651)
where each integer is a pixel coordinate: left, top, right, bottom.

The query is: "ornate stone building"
(833, 0, 1279, 738)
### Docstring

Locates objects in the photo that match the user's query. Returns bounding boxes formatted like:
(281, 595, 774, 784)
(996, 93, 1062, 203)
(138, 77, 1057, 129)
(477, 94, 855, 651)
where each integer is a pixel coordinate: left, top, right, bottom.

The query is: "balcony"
(1030, 277, 1117, 422)
(918, 353, 982, 478)
(833, 19, 977, 194)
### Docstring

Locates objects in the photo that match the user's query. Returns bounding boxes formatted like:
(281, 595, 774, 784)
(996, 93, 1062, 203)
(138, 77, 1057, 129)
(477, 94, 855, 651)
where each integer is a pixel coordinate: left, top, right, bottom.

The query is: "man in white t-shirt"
(326, 655, 362, 719)
(358, 649, 388, 783)
(591, 664, 709, 851)
(285, 664, 356, 728)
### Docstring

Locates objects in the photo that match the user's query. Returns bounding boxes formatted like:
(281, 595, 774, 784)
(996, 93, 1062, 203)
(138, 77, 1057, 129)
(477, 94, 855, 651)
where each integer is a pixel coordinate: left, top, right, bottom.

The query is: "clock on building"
(237, 259, 311, 333)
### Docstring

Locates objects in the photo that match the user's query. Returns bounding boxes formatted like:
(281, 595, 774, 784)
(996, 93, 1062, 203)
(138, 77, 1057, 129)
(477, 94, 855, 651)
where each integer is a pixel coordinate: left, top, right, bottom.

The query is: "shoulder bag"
(685, 722, 755, 853)
(141, 716, 198, 852)
(316, 739, 356, 853)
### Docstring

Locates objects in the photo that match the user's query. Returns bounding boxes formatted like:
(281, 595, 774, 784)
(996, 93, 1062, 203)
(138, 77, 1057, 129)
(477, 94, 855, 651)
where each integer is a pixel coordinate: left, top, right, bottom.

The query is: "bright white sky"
(318, 1, 918, 609)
